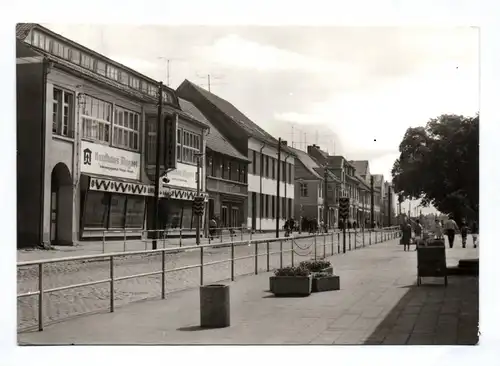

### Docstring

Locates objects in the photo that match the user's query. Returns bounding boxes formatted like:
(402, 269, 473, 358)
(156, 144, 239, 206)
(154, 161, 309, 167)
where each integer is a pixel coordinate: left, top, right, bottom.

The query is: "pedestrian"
(209, 217, 217, 240)
(460, 218, 469, 248)
(434, 219, 444, 240)
(401, 220, 412, 251)
(444, 215, 459, 249)
(471, 220, 479, 248)
(414, 219, 423, 251)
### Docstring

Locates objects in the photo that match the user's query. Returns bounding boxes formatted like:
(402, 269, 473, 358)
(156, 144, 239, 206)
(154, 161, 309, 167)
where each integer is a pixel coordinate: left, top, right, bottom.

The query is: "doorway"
(251, 192, 257, 230)
(50, 163, 73, 245)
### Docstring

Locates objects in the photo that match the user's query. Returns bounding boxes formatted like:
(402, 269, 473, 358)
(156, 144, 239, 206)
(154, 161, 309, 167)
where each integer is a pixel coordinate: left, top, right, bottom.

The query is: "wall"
(246, 138, 295, 231)
(16, 52, 45, 248)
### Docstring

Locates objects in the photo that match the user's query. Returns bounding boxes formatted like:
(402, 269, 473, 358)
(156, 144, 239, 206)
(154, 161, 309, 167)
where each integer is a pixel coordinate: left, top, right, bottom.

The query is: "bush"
(299, 260, 331, 272)
(274, 266, 310, 277)
(312, 272, 333, 278)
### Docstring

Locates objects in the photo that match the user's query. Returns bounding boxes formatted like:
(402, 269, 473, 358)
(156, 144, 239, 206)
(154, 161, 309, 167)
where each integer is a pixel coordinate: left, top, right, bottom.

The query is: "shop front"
(79, 141, 146, 239)
(146, 162, 208, 237)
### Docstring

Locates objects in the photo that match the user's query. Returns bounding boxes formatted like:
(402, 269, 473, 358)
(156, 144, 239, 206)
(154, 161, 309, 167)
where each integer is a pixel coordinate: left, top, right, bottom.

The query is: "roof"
(288, 147, 322, 179)
(178, 99, 248, 162)
(177, 80, 292, 153)
(349, 160, 369, 176)
(15, 23, 181, 108)
(327, 155, 348, 169)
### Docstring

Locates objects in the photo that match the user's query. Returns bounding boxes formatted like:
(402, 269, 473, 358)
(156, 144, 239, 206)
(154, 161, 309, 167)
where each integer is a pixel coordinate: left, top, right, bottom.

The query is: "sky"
(43, 24, 479, 215)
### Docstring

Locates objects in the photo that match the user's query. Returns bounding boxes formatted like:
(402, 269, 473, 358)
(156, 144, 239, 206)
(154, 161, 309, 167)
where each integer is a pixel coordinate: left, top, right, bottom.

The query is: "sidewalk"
(19, 238, 478, 345)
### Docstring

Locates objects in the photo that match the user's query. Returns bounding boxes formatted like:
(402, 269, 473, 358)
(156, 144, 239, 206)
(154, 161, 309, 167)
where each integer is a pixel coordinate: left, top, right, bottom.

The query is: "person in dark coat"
(471, 220, 478, 248)
(401, 220, 412, 251)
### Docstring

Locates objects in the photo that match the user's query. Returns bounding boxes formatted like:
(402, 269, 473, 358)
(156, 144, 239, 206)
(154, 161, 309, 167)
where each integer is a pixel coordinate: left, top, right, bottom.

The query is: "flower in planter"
(312, 272, 333, 278)
(299, 260, 332, 272)
(274, 266, 311, 277)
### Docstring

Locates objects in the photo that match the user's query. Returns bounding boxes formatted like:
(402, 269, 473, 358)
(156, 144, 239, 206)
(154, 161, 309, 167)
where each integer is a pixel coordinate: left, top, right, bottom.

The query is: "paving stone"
(382, 332, 410, 345)
(407, 333, 434, 345)
(309, 330, 344, 344)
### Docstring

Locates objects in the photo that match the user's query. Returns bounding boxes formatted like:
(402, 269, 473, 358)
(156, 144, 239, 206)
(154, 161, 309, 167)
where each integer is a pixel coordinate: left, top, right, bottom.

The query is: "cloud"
(199, 34, 363, 83)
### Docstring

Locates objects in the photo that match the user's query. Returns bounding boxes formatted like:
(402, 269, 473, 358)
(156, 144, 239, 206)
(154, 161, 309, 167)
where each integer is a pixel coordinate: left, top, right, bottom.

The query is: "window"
(81, 54, 94, 69)
(52, 41, 70, 60)
(52, 87, 74, 137)
(148, 84, 157, 97)
(260, 194, 264, 217)
(271, 158, 275, 179)
(265, 195, 269, 218)
(252, 151, 257, 174)
(108, 194, 127, 228)
(113, 106, 140, 151)
(288, 163, 292, 183)
(238, 163, 247, 183)
(221, 205, 228, 227)
(271, 196, 275, 219)
(162, 90, 173, 104)
(129, 76, 140, 89)
(282, 197, 286, 218)
(147, 118, 157, 165)
(177, 128, 201, 164)
(96, 60, 106, 76)
(288, 198, 292, 218)
(119, 71, 129, 85)
(265, 156, 269, 177)
(70, 49, 81, 64)
(300, 182, 308, 197)
(125, 196, 145, 228)
(83, 191, 110, 228)
(282, 161, 286, 182)
(106, 65, 119, 81)
(32, 31, 51, 51)
(230, 161, 238, 181)
(81, 94, 112, 143)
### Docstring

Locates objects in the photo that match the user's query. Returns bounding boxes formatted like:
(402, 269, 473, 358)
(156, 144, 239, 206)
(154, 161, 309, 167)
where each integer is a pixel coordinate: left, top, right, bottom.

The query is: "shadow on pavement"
(177, 325, 210, 332)
(364, 276, 479, 345)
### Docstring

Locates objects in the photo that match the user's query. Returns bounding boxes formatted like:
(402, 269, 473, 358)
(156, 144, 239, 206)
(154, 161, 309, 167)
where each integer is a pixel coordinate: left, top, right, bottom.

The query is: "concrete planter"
(312, 275, 340, 292)
(270, 275, 312, 297)
(320, 266, 334, 275)
(200, 284, 230, 328)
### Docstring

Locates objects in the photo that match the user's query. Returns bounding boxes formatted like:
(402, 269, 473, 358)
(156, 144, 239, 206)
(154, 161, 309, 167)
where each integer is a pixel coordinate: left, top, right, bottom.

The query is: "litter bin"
(200, 284, 230, 328)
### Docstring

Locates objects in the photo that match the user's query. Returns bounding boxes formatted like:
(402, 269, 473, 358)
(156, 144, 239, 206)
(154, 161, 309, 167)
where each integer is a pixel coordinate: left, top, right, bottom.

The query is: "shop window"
(125, 196, 145, 228)
(83, 191, 110, 228)
(108, 194, 127, 228)
(271, 196, 275, 219)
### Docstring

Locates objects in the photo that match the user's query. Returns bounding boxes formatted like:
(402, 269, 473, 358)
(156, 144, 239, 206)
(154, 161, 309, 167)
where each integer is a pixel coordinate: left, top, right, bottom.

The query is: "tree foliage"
(391, 114, 479, 221)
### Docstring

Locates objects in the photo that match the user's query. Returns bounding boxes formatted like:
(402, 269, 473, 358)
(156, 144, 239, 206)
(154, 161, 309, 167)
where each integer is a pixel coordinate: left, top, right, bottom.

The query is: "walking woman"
(401, 220, 412, 251)
(471, 220, 479, 248)
(444, 215, 459, 249)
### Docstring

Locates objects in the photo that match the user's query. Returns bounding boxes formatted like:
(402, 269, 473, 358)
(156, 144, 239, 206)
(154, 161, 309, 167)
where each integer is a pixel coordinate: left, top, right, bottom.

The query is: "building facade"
(16, 24, 207, 247)
(177, 80, 295, 233)
(178, 99, 251, 229)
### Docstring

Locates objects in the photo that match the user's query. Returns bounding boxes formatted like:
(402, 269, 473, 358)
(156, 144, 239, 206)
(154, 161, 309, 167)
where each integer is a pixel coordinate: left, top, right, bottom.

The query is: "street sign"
(339, 197, 350, 220)
(164, 114, 178, 171)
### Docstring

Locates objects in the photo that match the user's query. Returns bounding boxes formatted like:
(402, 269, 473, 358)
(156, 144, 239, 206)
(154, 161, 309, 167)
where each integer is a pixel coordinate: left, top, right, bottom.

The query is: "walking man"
(444, 215, 459, 249)
(471, 220, 479, 248)
(460, 218, 469, 248)
(401, 219, 412, 251)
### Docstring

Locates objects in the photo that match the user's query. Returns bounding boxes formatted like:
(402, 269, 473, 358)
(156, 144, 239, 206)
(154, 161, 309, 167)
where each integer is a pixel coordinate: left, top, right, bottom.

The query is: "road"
(17, 230, 389, 331)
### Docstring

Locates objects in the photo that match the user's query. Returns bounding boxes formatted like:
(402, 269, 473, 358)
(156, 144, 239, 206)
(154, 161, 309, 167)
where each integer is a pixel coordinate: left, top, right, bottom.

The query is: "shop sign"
(88, 177, 208, 201)
(81, 141, 141, 180)
(164, 163, 197, 190)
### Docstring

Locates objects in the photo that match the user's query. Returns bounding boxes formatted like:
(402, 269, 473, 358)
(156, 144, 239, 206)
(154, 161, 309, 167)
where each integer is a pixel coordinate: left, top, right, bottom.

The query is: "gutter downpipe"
(259, 143, 265, 232)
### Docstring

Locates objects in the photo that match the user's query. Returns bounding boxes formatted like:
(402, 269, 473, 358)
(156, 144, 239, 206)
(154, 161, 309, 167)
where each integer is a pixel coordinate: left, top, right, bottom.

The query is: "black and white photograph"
(3, 2, 496, 360)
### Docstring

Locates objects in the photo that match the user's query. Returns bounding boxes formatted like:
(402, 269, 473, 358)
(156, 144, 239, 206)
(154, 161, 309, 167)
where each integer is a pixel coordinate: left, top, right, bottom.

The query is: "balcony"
(207, 176, 248, 196)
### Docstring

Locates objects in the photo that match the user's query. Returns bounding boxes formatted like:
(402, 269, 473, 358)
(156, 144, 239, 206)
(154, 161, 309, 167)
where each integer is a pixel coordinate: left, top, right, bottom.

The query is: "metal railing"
(18, 227, 400, 332)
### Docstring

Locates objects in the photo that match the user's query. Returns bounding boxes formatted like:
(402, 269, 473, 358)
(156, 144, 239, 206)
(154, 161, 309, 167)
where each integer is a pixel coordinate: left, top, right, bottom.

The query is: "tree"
(391, 114, 479, 221)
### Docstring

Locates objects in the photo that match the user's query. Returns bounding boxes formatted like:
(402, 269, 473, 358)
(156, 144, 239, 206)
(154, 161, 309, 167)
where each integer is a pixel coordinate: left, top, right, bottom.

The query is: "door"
(208, 198, 215, 221)
(221, 205, 228, 228)
(50, 191, 58, 242)
(231, 207, 240, 228)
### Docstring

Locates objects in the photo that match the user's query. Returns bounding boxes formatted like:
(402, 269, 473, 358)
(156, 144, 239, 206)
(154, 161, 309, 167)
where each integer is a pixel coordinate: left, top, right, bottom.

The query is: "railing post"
(331, 231, 334, 255)
(314, 235, 317, 260)
(369, 229, 372, 245)
(231, 242, 235, 281)
(38, 263, 44, 331)
(291, 239, 295, 266)
(179, 229, 183, 247)
(110, 256, 114, 313)
(254, 241, 258, 275)
(144, 230, 148, 250)
(354, 229, 357, 250)
(337, 231, 340, 253)
(161, 250, 166, 299)
(241, 227, 244, 241)
(200, 246, 204, 285)
(163, 230, 166, 249)
(348, 231, 351, 251)
(102, 231, 105, 254)
(279, 240, 283, 269)
(221, 228, 223, 243)
(362, 227, 365, 247)
(123, 229, 126, 252)
(266, 241, 270, 272)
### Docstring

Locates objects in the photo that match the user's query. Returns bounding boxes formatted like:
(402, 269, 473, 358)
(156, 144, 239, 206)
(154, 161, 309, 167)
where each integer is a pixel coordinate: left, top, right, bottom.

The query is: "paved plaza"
(18, 236, 479, 345)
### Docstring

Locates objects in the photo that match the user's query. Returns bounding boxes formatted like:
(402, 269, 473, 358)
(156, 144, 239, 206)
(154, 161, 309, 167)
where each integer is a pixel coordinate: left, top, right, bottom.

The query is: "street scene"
(15, 24, 479, 346)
